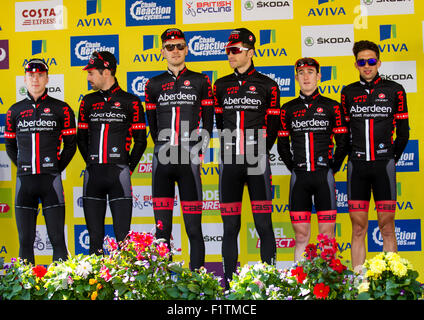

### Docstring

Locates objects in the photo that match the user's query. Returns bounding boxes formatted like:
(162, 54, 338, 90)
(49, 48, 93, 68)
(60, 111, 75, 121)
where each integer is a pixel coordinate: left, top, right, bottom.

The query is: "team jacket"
(77, 80, 147, 173)
(145, 67, 214, 154)
(341, 73, 409, 162)
(5, 90, 77, 176)
(213, 63, 281, 156)
(277, 89, 349, 172)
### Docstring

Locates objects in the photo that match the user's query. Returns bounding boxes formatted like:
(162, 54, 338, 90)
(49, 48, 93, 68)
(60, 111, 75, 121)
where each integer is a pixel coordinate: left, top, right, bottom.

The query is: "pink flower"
(157, 220, 163, 230)
(99, 266, 112, 282)
(106, 237, 118, 251)
(156, 242, 169, 257)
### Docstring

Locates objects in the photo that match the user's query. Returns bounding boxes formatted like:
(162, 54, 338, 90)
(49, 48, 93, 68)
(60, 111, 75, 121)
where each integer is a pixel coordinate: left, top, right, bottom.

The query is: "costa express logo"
(202, 184, 220, 216)
(0, 188, 12, 219)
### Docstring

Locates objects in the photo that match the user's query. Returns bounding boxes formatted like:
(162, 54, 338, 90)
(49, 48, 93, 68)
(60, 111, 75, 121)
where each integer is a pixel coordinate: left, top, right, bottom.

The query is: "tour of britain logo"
(125, 0, 175, 26)
(70, 35, 119, 66)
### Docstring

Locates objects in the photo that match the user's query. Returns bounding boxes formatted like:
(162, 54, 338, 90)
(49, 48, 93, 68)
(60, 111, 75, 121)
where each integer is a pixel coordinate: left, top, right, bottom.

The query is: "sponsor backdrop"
(0, 0, 423, 281)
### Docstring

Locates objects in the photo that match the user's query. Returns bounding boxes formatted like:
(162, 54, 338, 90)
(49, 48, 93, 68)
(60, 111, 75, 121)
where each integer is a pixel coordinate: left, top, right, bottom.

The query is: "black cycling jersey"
(341, 73, 409, 162)
(277, 89, 349, 173)
(145, 67, 214, 155)
(77, 80, 147, 173)
(213, 63, 280, 156)
(5, 90, 77, 175)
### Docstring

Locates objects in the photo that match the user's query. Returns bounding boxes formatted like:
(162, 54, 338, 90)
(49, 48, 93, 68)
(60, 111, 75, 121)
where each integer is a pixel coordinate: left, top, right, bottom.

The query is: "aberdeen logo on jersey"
(70, 35, 119, 66)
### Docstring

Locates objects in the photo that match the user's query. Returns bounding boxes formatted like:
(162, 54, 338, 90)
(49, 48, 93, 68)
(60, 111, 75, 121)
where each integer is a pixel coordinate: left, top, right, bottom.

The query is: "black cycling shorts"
(347, 159, 396, 213)
(83, 163, 132, 201)
(289, 168, 336, 224)
(15, 173, 64, 210)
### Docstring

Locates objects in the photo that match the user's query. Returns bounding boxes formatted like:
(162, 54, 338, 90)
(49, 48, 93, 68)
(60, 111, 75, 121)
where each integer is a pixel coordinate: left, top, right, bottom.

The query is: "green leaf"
(187, 283, 200, 293)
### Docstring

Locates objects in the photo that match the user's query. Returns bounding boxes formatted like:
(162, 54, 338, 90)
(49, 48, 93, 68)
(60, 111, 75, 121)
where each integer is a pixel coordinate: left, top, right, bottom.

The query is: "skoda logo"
(304, 37, 314, 47)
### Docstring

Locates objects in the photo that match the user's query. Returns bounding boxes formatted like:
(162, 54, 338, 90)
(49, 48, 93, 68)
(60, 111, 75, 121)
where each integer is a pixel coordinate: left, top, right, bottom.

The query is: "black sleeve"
(266, 83, 281, 152)
(76, 98, 90, 162)
(144, 79, 158, 144)
(199, 75, 214, 155)
(393, 87, 410, 163)
(276, 106, 294, 171)
(129, 98, 147, 173)
(4, 108, 18, 166)
(213, 83, 223, 132)
(330, 103, 349, 173)
(58, 104, 77, 172)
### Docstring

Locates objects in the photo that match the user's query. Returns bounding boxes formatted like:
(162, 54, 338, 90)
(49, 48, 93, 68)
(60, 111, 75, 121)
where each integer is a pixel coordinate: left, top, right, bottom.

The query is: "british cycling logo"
(368, 219, 421, 252)
(70, 35, 119, 66)
(183, 0, 233, 24)
(125, 0, 175, 26)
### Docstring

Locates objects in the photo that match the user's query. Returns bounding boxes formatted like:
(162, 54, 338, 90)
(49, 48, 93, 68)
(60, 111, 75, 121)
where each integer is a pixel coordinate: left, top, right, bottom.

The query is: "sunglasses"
(163, 43, 187, 51)
(295, 58, 319, 70)
(25, 60, 49, 73)
(225, 46, 249, 55)
(356, 58, 378, 67)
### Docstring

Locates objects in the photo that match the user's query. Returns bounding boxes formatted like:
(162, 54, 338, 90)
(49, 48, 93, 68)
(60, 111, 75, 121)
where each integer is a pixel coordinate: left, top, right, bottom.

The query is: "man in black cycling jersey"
(277, 57, 348, 262)
(77, 51, 147, 255)
(145, 29, 213, 270)
(341, 40, 409, 273)
(213, 28, 280, 288)
(5, 59, 76, 264)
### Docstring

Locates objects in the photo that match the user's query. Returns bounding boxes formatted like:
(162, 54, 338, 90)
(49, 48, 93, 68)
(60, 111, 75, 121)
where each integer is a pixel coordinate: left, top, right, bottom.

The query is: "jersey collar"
(359, 73, 382, 88)
(26, 88, 48, 103)
(299, 88, 320, 103)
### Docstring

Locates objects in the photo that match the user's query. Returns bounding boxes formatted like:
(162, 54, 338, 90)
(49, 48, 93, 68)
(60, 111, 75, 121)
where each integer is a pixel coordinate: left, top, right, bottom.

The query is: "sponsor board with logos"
(0, 0, 423, 279)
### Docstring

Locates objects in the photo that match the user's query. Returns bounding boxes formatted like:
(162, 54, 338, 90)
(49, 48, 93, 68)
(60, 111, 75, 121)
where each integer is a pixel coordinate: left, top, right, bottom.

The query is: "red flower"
(291, 266, 307, 283)
(304, 244, 318, 260)
(313, 282, 330, 299)
(156, 242, 169, 257)
(100, 266, 112, 282)
(320, 248, 336, 261)
(32, 265, 47, 278)
(329, 258, 347, 274)
(157, 220, 163, 231)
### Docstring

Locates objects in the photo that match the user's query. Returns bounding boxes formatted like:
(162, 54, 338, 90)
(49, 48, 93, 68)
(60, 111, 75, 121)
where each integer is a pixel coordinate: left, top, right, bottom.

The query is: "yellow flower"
(96, 283, 103, 291)
(89, 278, 97, 285)
(386, 252, 401, 262)
(369, 258, 386, 276)
(390, 260, 408, 277)
(91, 291, 98, 300)
(358, 281, 369, 293)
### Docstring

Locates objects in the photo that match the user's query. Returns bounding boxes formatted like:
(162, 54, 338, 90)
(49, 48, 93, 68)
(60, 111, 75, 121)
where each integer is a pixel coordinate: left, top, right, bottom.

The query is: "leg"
(349, 210, 369, 272)
(178, 162, 205, 270)
(43, 205, 68, 262)
(377, 210, 397, 252)
(315, 169, 337, 243)
(291, 222, 311, 262)
(219, 162, 244, 289)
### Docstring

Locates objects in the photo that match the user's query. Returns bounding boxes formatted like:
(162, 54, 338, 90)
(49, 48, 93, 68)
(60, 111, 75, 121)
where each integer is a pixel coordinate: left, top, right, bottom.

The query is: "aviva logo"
(32, 40, 47, 55)
(143, 35, 160, 51)
(318, 0, 335, 4)
(259, 29, 276, 46)
(320, 66, 337, 82)
(87, 0, 102, 15)
(380, 24, 396, 41)
(202, 70, 218, 85)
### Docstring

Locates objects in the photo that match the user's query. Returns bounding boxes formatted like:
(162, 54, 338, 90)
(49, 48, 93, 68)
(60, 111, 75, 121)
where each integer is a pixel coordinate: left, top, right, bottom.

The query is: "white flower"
(75, 261, 92, 279)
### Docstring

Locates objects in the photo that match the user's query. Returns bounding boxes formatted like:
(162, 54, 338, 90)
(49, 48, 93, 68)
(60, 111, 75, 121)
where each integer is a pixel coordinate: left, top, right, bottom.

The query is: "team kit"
(4, 28, 409, 288)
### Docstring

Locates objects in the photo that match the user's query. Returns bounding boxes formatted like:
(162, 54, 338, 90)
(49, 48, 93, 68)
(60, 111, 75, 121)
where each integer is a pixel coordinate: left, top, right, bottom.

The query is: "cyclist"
(213, 28, 280, 288)
(77, 51, 147, 254)
(145, 28, 213, 270)
(341, 40, 409, 273)
(277, 57, 349, 262)
(5, 59, 76, 263)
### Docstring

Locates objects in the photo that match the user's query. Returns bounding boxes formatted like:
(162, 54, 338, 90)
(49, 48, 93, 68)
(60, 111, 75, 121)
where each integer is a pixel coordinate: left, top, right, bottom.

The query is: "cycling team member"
(213, 28, 280, 288)
(277, 57, 349, 262)
(5, 59, 76, 264)
(77, 51, 147, 255)
(145, 28, 214, 270)
(341, 40, 409, 273)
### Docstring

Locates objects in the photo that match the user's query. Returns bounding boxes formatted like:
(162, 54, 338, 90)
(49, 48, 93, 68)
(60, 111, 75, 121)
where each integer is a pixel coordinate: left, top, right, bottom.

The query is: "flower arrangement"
(357, 252, 424, 300)
(0, 227, 223, 300)
(227, 234, 358, 300)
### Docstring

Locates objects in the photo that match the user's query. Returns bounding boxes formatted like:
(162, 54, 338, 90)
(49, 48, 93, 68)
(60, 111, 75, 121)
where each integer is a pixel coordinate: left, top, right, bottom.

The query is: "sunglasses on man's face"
(356, 58, 378, 67)
(163, 43, 187, 51)
(225, 46, 249, 55)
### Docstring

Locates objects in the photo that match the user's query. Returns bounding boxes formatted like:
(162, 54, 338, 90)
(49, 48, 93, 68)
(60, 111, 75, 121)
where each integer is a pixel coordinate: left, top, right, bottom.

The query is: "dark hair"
(352, 40, 380, 60)
(97, 68, 116, 77)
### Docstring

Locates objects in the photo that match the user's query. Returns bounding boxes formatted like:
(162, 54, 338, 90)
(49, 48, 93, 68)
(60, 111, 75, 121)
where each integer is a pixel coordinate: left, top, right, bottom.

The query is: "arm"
(199, 74, 214, 155)
(129, 98, 147, 173)
(144, 80, 158, 144)
(4, 108, 18, 166)
(213, 83, 223, 132)
(277, 107, 294, 171)
(76, 98, 90, 162)
(266, 84, 281, 152)
(58, 104, 77, 172)
(330, 104, 349, 173)
(393, 87, 409, 163)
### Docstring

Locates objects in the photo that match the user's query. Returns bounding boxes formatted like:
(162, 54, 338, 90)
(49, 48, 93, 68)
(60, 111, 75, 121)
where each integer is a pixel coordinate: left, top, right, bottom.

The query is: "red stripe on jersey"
(369, 119, 375, 161)
(103, 124, 109, 163)
(174, 107, 180, 145)
(309, 132, 315, 171)
(36, 133, 40, 174)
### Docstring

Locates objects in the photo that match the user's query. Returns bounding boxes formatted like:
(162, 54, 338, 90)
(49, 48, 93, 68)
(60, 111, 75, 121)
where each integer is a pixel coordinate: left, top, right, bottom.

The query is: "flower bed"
(0, 232, 422, 300)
